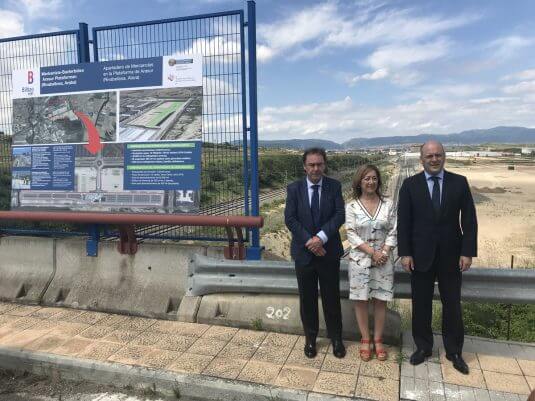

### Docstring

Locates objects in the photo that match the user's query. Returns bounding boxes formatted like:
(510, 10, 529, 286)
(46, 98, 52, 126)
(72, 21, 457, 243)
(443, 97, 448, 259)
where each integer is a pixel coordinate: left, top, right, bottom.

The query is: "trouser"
(295, 257, 342, 341)
(411, 251, 464, 356)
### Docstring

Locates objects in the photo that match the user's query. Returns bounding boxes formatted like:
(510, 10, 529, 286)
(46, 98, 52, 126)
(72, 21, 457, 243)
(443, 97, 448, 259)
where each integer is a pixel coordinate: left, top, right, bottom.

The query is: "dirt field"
(448, 158, 535, 268)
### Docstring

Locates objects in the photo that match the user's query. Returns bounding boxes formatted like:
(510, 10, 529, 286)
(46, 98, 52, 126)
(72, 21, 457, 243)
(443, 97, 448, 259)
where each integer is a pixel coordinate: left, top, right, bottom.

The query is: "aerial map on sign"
(12, 92, 117, 145)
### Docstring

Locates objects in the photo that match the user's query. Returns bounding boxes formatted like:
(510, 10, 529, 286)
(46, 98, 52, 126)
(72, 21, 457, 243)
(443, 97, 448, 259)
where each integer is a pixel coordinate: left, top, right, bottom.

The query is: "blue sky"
(1, 0, 535, 142)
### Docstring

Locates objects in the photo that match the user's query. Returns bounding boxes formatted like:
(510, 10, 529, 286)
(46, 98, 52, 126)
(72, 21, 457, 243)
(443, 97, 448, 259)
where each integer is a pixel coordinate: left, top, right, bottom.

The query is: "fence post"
(246, 0, 262, 260)
(77, 23, 90, 63)
(240, 10, 250, 235)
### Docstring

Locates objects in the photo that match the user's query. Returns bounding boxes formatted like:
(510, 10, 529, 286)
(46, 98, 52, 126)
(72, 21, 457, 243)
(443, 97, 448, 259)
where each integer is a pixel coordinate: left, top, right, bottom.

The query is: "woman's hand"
(371, 250, 387, 266)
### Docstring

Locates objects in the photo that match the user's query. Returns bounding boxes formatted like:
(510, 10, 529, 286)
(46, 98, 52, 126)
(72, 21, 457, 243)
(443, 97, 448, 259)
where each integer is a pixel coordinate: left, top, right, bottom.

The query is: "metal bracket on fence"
(224, 226, 245, 260)
(117, 224, 138, 255)
(86, 224, 100, 257)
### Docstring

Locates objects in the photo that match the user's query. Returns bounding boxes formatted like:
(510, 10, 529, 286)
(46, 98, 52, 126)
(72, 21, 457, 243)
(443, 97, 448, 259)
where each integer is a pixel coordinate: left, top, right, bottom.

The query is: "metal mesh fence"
(0, 32, 80, 213)
(93, 11, 248, 240)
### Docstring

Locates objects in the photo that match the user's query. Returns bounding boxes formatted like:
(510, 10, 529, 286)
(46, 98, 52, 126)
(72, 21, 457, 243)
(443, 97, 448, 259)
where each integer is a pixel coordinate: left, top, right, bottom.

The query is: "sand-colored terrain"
(448, 159, 535, 268)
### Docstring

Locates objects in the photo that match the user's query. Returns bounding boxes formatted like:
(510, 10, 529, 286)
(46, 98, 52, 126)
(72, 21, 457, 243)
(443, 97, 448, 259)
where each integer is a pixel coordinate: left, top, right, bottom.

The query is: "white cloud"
(258, 93, 535, 141)
(366, 38, 451, 71)
(470, 97, 516, 105)
(414, 83, 488, 99)
(0, 10, 25, 38)
(9, 0, 64, 20)
(257, 2, 479, 63)
(177, 36, 241, 64)
(488, 35, 535, 59)
(258, 2, 336, 61)
(348, 68, 389, 85)
(257, 44, 275, 62)
(503, 80, 535, 95)
(502, 68, 535, 81)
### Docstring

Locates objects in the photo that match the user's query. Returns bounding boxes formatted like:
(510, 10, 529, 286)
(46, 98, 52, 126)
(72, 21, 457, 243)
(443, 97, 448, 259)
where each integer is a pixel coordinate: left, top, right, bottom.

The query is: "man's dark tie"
(431, 176, 441, 213)
(311, 184, 320, 231)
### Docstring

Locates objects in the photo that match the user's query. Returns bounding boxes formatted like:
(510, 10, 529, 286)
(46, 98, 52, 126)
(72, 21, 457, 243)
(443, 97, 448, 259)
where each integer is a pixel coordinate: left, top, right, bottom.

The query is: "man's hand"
(459, 256, 472, 272)
(311, 246, 326, 256)
(401, 256, 414, 272)
(306, 236, 323, 252)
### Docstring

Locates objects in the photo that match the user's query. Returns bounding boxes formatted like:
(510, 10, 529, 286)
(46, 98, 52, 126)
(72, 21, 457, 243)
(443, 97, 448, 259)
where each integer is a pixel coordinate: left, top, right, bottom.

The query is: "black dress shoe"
(332, 339, 346, 358)
(304, 340, 317, 358)
(446, 353, 469, 375)
(409, 349, 432, 365)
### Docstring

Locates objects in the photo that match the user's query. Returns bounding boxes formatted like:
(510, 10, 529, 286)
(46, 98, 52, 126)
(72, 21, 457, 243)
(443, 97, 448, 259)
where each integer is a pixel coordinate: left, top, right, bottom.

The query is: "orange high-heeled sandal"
(360, 339, 372, 362)
(374, 338, 388, 361)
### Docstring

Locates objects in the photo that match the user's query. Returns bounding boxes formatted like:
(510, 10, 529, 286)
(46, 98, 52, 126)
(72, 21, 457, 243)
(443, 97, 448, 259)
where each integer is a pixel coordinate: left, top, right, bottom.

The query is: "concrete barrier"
(196, 293, 401, 345)
(0, 236, 55, 304)
(42, 238, 209, 319)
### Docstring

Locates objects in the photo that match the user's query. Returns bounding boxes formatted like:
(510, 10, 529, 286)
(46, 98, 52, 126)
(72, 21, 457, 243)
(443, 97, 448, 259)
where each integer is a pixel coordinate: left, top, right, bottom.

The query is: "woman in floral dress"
(345, 164, 397, 361)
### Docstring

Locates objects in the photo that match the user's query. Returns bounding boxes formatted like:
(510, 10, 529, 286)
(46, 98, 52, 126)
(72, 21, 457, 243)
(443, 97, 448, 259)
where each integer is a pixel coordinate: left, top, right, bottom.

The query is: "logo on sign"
(27, 71, 34, 84)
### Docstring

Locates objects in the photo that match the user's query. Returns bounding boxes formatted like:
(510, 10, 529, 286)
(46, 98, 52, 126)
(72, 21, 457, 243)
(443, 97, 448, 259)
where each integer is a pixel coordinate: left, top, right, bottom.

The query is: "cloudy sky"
(1, 0, 535, 142)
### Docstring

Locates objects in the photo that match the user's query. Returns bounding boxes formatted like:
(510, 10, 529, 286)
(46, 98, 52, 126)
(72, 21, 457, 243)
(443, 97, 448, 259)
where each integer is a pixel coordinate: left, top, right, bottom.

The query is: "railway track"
(131, 187, 288, 239)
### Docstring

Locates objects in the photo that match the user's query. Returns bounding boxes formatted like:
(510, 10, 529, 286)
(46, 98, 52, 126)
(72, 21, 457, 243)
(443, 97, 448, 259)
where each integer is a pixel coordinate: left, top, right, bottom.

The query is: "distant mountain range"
(258, 127, 535, 150)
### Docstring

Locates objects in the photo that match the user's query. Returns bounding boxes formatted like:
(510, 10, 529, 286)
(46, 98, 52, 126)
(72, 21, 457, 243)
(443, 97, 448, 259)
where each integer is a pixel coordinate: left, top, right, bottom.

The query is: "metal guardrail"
(188, 254, 535, 304)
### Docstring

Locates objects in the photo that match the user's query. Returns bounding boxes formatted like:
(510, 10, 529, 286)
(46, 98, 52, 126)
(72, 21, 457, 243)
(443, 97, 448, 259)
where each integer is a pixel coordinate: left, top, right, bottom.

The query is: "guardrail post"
(246, 0, 262, 260)
(86, 224, 100, 257)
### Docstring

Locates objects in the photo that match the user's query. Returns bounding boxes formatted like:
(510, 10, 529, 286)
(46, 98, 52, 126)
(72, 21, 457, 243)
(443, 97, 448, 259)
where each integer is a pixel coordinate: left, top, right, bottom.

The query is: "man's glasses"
(423, 153, 444, 160)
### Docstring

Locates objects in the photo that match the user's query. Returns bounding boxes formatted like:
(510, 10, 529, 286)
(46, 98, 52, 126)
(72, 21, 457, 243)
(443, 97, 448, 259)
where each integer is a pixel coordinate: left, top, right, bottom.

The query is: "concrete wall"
(0, 236, 56, 304)
(0, 236, 223, 319)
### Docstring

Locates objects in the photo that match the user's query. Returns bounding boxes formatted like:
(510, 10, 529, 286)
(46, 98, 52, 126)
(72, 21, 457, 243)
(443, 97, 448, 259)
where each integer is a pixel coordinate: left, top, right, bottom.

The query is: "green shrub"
(431, 301, 535, 342)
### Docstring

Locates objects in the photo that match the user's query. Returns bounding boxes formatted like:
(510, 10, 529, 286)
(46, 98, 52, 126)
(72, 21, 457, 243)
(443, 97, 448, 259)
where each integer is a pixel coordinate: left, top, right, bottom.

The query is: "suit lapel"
(439, 170, 450, 219)
(319, 177, 329, 222)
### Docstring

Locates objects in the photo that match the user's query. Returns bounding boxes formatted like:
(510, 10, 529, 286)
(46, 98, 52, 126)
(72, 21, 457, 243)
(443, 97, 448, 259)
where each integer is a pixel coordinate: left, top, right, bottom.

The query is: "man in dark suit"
(284, 148, 346, 359)
(397, 140, 477, 374)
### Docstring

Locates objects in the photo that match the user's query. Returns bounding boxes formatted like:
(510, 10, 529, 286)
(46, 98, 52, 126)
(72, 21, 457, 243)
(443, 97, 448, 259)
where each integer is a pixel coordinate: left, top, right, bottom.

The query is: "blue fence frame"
(0, 1, 261, 259)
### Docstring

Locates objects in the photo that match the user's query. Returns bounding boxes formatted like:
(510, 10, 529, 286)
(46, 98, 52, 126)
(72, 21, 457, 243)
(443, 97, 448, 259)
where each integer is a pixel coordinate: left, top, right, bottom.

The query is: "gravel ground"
(0, 369, 189, 401)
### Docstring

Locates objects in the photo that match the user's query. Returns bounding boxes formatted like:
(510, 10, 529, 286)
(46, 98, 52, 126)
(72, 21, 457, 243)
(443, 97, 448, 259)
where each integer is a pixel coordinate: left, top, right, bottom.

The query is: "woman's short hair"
(352, 164, 383, 200)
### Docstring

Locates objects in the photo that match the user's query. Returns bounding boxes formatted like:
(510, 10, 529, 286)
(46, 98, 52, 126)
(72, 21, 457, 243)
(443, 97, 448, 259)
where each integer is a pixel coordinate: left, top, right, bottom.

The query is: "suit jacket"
(284, 176, 345, 267)
(397, 170, 477, 272)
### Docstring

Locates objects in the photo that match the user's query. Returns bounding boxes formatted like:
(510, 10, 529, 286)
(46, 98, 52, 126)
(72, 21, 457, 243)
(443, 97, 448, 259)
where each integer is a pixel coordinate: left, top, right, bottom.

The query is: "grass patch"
(392, 298, 535, 343)
(251, 317, 263, 331)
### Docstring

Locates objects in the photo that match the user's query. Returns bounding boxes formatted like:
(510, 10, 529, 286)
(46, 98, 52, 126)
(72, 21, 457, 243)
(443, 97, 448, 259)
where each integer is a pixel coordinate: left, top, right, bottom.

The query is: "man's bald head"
(420, 140, 446, 175)
(420, 140, 445, 157)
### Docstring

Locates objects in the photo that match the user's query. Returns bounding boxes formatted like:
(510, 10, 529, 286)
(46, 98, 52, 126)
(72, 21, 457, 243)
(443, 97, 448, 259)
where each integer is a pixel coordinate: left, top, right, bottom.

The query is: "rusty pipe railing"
(0, 211, 263, 259)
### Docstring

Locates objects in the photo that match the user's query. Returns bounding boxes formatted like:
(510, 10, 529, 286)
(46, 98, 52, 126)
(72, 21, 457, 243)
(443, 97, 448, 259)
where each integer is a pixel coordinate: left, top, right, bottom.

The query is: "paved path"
(401, 331, 534, 401)
(0, 303, 533, 401)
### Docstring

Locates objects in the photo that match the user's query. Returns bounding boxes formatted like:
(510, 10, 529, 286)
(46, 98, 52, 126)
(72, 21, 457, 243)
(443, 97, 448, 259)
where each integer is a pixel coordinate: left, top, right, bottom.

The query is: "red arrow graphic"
(75, 111, 104, 154)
